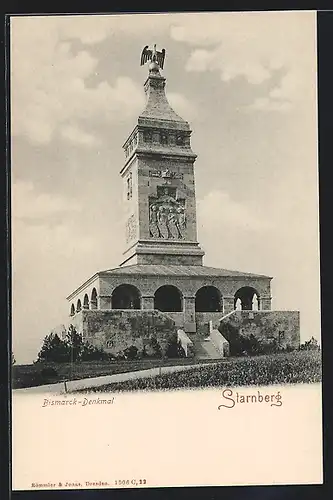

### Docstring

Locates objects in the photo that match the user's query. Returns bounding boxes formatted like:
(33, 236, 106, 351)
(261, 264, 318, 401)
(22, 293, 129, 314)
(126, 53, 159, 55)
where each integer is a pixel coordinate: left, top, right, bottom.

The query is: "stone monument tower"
(121, 47, 204, 267)
(66, 45, 300, 358)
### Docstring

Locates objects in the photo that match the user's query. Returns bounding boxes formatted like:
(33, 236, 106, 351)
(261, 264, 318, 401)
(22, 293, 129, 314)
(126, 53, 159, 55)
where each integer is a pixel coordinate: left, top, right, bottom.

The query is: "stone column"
(260, 296, 272, 310)
(222, 296, 235, 315)
(98, 295, 112, 310)
(184, 296, 196, 333)
(142, 296, 154, 310)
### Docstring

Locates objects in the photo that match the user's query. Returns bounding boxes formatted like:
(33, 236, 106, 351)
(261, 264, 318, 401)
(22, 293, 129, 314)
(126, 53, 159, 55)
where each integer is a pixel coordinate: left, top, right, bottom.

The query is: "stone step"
(193, 338, 223, 360)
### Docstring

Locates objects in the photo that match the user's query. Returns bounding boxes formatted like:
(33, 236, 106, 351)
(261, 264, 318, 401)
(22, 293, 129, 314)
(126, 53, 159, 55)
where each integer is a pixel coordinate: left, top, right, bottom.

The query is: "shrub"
(80, 342, 109, 361)
(220, 324, 295, 357)
(123, 345, 139, 360)
(166, 338, 186, 358)
(115, 351, 125, 361)
(142, 337, 162, 358)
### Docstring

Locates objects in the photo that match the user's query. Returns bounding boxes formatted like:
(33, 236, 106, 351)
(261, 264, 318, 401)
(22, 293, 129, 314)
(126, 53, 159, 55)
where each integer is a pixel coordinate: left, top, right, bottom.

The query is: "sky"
(10, 11, 320, 364)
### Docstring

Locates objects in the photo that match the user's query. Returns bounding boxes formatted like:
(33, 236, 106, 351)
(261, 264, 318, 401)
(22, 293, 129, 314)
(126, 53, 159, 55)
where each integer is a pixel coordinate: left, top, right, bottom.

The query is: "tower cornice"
(120, 149, 197, 176)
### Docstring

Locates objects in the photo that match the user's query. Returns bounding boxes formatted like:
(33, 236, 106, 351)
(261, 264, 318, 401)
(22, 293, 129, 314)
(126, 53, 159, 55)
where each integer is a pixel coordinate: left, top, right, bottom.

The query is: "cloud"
(248, 97, 292, 113)
(61, 123, 101, 147)
(12, 181, 81, 220)
(185, 49, 215, 72)
(170, 11, 316, 110)
(197, 190, 269, 233)
(247, 71, 300, 112)
(186, 46, 273, 85)
(168, 92, 197, 122)
(11, 17, 145, 145)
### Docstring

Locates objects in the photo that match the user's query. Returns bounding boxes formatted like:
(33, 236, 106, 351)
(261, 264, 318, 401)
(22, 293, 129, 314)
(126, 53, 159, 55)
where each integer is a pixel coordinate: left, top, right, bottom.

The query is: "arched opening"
(195, 286, 222, 312)
(234, 287, 260, 311)
(70, 303, 75, 316)
(154, 285, 183, 312)
(90, 288, 97, 309)
(83, 294, 89, 309)
(112, 284, 141, 309)
(76, 299, 82, 313)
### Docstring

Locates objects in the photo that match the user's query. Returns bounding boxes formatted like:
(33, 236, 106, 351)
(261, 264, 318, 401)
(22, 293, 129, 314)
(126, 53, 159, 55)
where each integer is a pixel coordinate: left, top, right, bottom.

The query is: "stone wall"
(71, 309, 178, 357)
(218, 310, 300, 354)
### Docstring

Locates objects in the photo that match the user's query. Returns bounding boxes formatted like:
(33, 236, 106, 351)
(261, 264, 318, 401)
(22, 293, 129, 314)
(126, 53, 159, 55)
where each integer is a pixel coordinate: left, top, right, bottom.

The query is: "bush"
(142, 337, 162, 358)
(115, 352, 125, 360)
(166, 338, 186, 358)
(123, 346, 139, 360)
(80, 342, 109, 361)
(220, 323, 296, 356)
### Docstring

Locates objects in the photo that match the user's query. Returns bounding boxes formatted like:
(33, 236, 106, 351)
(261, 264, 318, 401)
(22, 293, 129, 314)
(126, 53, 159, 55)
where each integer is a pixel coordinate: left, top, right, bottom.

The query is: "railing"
(177, 329, 195, 358)
(209, 329, 230, 357)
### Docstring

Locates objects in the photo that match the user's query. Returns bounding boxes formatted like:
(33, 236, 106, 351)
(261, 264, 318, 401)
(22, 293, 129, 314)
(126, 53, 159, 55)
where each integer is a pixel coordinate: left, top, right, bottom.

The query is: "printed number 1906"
(115, 479, 147, 487)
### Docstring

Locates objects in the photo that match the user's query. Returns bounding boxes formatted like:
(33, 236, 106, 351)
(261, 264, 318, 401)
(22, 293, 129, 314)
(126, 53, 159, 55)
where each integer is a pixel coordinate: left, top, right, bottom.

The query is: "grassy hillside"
(12, 358, 217, 389)
(81, 351, 322, 393)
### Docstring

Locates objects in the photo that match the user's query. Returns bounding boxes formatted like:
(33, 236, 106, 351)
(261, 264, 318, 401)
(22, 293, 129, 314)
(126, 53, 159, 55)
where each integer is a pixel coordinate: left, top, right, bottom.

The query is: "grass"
(12, 357, 218, 389)
(12, 351, 322, 390)
(79, 350, 322, 393)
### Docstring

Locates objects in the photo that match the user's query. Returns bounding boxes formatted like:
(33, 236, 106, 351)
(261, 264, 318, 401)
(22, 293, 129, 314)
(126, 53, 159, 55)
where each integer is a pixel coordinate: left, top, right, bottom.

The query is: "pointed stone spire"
(139, 59, 190, 129)
(122, 47, 196, 160)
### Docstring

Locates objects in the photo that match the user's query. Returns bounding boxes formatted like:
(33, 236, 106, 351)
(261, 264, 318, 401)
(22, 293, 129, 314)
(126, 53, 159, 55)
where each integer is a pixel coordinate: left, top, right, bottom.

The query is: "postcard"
(10, 11, 322, 490)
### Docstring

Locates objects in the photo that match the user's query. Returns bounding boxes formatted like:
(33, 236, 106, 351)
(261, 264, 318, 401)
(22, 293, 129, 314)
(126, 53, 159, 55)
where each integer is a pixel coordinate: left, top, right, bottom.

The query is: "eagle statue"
(140, 44, 166, 70)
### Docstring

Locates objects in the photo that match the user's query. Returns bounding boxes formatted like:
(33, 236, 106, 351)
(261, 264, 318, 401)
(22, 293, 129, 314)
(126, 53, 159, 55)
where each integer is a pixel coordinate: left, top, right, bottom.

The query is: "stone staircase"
(177, 316, 231, 360)
(191, 335, 224, 360)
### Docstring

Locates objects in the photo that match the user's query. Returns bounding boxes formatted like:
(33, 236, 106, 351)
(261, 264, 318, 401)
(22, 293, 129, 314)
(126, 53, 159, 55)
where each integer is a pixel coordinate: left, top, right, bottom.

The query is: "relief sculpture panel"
(126, 214, 137, 243)
(149, 186, 186, 239)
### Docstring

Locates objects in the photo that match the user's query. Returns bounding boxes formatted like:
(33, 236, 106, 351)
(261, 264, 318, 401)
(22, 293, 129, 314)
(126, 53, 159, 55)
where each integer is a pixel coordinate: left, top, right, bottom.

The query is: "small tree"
(65, 324, 85, 361)
(36, 325, 111, 363)
(36, 333, 70, 363)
